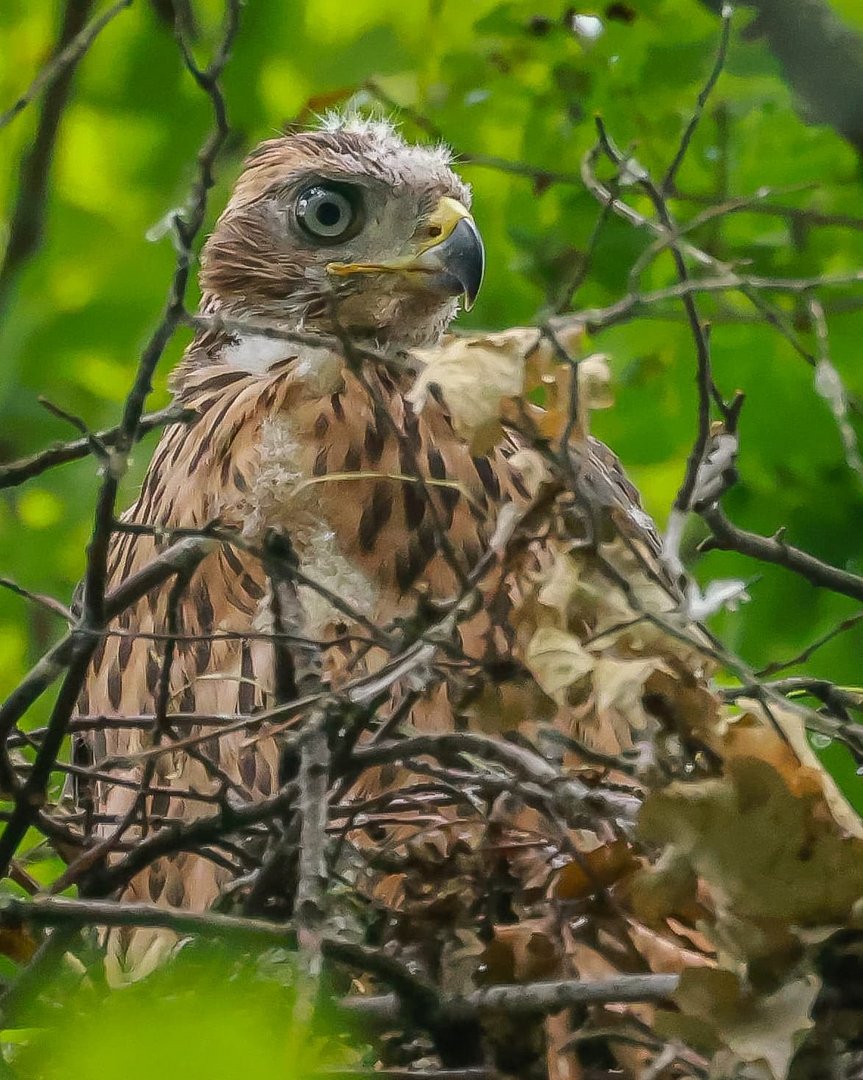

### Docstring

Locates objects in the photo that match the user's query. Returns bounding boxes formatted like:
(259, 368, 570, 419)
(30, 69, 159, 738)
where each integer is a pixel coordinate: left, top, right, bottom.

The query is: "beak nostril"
(427, 224, 443, 239)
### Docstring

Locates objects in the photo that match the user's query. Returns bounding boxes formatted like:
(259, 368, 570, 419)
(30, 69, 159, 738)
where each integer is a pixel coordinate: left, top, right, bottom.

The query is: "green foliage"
(6, 944, 361, 1080)
(1, 4, 862, 773)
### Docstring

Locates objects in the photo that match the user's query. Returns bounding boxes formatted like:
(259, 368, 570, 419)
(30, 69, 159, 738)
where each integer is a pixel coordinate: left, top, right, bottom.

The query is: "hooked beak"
(327, 196, 485, 311)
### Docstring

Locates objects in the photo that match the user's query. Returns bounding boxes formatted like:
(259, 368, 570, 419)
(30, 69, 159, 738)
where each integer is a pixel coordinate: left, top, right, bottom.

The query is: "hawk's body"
(75, 120, 678, 1004)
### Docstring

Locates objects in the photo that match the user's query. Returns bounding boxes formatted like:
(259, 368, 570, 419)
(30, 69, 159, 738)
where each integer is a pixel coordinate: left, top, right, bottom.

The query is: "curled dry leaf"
(639, 756, 863, 927)
(0, 926, 38, 965)
(628, 848, 703, 927)
(655, 968, 819, 1080)
(408, 330, 528, 453)
(524, 626, 593, 704)
(466, 677, 556, 733)
(624, 917, 715, 975)
(593, 656, 663, 734)
(408, 324, 610, 453)
(552, 838, 639, 901)
(726, 701, 863, 840)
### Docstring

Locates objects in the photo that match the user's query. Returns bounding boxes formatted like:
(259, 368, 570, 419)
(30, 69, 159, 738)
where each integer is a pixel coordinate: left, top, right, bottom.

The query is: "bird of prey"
(74, 116, 683, 1007)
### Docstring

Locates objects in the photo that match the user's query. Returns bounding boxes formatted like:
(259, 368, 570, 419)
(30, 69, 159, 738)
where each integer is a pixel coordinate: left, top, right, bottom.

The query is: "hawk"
(75, 116, 689, 1034)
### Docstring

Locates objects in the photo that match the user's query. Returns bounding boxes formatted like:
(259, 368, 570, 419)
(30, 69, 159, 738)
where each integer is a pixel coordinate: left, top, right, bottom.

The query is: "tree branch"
(0, 405, 192, 490)
(700, 503, 863, 604)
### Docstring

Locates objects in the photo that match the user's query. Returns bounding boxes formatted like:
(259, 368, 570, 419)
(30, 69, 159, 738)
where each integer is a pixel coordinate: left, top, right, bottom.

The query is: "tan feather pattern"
(73, 128, 696, 1053)
(76, 335, 673, 975)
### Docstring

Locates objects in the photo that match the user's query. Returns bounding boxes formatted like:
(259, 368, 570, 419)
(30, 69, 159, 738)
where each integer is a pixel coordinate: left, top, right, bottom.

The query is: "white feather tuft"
(317, 108, 455, 169)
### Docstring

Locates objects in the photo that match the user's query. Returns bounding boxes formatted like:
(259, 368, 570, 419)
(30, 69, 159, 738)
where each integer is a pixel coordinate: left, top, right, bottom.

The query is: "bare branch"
(296, 725, 329, 969)
(0, 0, 133, 131)
(0, 405, 192, 491)
(700, 503, 863, 603)
(0, 0, 128, 319)
(663, 3, 734, 193)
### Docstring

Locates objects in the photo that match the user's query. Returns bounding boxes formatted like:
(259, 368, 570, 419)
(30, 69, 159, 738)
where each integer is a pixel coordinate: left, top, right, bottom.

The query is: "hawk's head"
(200, 116, 484, 349)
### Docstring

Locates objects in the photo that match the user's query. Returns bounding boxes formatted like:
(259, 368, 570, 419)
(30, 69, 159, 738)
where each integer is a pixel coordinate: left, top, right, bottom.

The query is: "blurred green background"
(2, 0, 863, 794)
(5, 942, 364, 1078)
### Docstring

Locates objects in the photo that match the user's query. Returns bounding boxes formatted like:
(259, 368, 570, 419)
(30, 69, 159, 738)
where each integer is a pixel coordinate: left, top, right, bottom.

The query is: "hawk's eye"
(295, 183, 363, 243)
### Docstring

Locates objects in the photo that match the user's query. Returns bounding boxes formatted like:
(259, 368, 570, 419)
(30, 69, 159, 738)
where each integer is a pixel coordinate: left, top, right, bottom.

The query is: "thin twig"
(0, 0, 102, 317)
(0, 405, 192, 490)
(0, 0, 133, 131)
(757, 610, 863, 677)
(0, 577, 72, 621)
(663, 4, 734, 193)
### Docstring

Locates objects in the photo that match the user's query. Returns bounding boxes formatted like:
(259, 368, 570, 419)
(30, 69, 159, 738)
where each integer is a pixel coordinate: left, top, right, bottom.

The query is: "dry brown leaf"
(522, 324, 585, 391)
(577, 353, 615, 411)
(544, 1012, 584, 1080)
(709, 916, 805, 983)
(506, 446, 553, 498)
(524, 627, 594, 705)
(624, 918, 715, 975)
(593, 656, 663, 733)
(727, 702, 863, 840)
(628, 848, 701, 926)
(408, 329, 540, 453)
(0, 926, 38, 965)
(408, 325, 604, 453)
(639, 757, 863, 926)
(656, 967, 819, 1079)
(466, 678, 556, 734)
(481, 919, 562, 984)
(522, 342, 612, 441)
(553, 839, 639, 900)
(710, 713, 826, 800)
(535, 549, 585, 630)
(643, 667, 720, 737)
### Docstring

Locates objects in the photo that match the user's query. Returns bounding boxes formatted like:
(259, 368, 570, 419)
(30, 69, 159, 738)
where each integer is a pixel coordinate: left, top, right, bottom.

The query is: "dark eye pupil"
(295, 183, 363, 243)
(316, 201, 341, 227)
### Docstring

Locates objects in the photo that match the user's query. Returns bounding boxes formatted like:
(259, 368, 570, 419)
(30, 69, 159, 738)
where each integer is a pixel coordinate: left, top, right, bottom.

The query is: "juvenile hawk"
(76, 117, 676, 997)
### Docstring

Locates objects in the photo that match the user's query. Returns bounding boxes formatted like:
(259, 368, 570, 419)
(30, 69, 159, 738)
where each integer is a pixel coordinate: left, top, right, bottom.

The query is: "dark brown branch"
(3, 897, 659, 1047)
(593, 120, 723, 514)
(350, 733, 640, 830)
(0, 893, 293, 945)
(0, 640, 112, 871)
(84, 780, 297, 895)
(0, 538, 212, 875)
(663, 3, 734, 193)
(0, 537, 211, 777)
(722, 677, 863, 719)
(577, 137, 819, 369)
(700, 503, 863, 604)
(0, 405, 192, 490)
(0, 1, 241, 880)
